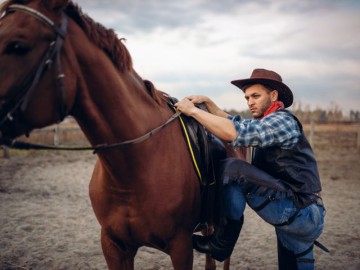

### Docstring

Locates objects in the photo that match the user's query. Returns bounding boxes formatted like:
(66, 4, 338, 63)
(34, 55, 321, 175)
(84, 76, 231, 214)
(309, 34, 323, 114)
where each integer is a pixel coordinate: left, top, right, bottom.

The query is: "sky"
(3, 0, 360, 114)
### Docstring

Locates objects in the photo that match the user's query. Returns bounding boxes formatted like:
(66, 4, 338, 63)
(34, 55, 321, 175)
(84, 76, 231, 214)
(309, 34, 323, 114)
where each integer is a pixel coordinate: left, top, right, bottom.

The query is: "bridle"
(0, 4, 181, 152)
(0, 4, 68, 131)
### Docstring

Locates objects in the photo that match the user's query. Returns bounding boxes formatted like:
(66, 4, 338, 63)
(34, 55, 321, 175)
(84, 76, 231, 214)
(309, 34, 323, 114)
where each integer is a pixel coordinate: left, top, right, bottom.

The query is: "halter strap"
(7, 4, 66, 38)
(0, 4, 68, 129)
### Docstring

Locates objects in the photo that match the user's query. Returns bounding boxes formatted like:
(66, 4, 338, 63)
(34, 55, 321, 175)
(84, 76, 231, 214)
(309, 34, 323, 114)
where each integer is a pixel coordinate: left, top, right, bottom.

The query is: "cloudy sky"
(6, 0, 360, 113)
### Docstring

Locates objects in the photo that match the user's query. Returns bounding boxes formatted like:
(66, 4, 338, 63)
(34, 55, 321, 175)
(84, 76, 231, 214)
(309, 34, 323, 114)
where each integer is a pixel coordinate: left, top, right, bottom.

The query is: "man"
(175, 68, 325, 270)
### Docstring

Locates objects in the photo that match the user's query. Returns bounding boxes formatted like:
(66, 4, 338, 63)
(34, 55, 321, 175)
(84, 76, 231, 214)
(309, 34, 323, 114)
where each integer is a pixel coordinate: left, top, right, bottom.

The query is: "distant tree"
(328, 103, 343, 122)
(350, 110, 360, 122)
(226, 109, 241, 116)
(312, 108, 328, 123)
(226, 102, 357, 123)
(225, 109, 252, 119)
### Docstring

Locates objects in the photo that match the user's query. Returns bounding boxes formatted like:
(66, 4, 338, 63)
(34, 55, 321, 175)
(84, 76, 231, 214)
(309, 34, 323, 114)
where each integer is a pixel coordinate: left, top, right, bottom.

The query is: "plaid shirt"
(228, 110, 301, 149)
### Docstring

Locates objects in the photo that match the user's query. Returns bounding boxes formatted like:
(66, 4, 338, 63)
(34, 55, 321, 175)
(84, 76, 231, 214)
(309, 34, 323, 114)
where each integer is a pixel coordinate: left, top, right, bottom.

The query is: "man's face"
(244, 84, 276, 119)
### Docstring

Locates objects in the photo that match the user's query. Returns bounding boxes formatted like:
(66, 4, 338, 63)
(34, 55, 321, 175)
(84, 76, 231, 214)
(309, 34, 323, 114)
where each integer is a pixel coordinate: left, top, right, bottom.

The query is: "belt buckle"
(316, 197, 324, 206)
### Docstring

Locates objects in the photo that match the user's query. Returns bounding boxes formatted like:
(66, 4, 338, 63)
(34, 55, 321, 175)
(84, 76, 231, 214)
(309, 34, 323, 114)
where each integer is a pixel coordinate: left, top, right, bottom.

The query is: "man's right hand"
(185, 95, 228, 118)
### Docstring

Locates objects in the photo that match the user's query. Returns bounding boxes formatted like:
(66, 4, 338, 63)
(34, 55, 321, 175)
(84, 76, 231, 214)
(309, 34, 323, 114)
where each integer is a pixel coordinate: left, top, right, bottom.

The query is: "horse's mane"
(64, 2, 133, 72)
(63, 2, 164, 104)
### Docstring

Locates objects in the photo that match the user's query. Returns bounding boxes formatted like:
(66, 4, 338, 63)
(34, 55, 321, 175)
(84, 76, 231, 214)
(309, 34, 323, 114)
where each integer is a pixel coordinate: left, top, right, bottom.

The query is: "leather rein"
(0, 4, 181, 153)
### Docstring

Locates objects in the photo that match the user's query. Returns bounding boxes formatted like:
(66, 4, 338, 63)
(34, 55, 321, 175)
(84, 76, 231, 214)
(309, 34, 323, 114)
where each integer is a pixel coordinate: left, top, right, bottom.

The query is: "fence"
(2, 122, 360, 158)
(304, 122, 360, 150)
(1, 121, 88, 159)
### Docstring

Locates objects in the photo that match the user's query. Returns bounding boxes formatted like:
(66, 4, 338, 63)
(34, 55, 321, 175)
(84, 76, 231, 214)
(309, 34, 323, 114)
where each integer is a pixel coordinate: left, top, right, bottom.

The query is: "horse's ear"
(45, 0, 69, 11)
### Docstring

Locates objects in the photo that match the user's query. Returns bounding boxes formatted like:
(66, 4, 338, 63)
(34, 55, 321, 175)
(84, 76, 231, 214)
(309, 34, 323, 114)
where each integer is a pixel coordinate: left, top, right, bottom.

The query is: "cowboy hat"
(231, 68, 293, 108)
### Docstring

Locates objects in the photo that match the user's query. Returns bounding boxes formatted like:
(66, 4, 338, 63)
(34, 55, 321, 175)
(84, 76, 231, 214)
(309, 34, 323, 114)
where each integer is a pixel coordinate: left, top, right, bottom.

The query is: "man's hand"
(174, 98, 199, 116)
(176, 95, 228, 118)
(175, 96, 236, 142)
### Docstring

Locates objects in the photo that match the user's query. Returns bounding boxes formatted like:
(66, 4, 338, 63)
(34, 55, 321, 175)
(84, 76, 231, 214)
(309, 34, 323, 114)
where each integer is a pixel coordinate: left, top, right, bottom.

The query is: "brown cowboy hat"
(231, 68, 293, 108)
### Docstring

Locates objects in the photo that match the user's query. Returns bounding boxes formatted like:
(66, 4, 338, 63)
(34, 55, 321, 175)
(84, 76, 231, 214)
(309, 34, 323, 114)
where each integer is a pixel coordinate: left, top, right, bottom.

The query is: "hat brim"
(231, 78, 293, 108)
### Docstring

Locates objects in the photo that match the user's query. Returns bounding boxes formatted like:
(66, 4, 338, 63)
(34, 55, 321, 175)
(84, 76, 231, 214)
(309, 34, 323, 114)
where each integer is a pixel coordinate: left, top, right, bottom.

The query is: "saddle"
(167, 97, 226, 185)
(167, 97, 227, 227)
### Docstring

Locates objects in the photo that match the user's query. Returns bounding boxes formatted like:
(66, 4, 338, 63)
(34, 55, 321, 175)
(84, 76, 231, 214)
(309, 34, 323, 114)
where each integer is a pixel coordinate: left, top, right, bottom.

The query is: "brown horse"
(0, 1, 246, 269)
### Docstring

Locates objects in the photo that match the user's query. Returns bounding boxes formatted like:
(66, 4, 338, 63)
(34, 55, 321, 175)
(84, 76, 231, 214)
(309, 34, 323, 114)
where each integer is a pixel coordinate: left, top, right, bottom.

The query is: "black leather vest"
(252, 111, 322, 194)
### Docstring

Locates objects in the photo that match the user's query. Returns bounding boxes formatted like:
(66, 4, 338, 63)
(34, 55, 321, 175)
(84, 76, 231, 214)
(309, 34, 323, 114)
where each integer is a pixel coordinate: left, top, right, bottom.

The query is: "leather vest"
(252, 111, 322, 195)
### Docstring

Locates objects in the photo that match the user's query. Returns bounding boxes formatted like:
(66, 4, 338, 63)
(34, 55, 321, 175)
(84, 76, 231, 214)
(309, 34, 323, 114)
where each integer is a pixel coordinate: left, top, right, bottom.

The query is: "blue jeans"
(223, 182, 325, 270)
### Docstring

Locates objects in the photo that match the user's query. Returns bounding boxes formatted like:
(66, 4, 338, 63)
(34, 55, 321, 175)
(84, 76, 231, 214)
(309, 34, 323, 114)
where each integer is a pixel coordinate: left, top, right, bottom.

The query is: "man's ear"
(271, 90, 279, 102)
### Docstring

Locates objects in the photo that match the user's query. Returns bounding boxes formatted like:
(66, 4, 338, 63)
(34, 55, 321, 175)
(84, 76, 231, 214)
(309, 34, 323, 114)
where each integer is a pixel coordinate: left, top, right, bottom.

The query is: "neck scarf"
(262, 101, 284, 118)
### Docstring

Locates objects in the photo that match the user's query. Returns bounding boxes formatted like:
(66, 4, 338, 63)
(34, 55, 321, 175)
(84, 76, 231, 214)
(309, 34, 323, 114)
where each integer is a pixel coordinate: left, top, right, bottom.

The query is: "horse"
(0, 1, 246, 269)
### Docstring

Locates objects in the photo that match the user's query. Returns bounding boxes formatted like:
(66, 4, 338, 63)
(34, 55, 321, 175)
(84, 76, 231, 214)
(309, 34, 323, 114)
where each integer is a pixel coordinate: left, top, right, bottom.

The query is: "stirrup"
(193, 222, 210, 234)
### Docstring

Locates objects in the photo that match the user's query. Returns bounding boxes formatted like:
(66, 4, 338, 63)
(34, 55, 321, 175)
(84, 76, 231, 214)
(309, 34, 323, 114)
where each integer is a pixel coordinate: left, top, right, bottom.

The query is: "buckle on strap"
(252, 191, 277, 212)
(315, 197, 324, 206)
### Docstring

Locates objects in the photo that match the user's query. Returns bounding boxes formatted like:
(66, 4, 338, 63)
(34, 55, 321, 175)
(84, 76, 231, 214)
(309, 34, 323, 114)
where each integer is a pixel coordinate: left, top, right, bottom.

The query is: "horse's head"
(0, 0, 76, 144)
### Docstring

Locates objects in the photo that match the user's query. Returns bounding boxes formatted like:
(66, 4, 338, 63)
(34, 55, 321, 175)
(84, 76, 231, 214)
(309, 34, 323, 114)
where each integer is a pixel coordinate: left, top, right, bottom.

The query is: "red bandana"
(262, 101, 284, 118)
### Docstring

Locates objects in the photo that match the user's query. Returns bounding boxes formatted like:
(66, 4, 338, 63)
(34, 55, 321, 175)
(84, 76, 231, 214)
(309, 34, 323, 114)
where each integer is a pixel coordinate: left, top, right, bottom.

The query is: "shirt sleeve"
(229, 111, 301, 149)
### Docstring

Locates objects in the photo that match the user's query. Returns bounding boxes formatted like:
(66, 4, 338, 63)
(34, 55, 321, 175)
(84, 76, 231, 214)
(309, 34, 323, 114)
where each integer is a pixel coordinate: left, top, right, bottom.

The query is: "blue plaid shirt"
(228, 110, 301, 149)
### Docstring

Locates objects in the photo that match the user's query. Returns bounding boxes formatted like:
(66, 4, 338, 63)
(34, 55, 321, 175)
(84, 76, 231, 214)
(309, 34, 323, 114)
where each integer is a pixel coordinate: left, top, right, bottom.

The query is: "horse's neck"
(69, 42, 166, 156)
(64, 23, 174, 181)
(75, 72, 152, 140)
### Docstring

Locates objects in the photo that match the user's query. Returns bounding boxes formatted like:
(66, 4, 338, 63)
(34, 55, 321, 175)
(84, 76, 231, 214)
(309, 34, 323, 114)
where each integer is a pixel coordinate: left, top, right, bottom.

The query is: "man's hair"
(243, 83, 273, 92)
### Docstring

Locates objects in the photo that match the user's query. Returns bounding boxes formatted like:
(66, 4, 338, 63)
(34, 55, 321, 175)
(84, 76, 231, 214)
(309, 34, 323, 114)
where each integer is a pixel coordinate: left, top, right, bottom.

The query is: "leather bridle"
(0, 4, 182, 152)
(0, 4, 68, 130)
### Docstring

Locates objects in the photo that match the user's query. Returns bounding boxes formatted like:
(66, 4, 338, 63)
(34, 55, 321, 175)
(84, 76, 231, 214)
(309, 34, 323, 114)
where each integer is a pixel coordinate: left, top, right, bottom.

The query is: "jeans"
(223, 182, 325, 269)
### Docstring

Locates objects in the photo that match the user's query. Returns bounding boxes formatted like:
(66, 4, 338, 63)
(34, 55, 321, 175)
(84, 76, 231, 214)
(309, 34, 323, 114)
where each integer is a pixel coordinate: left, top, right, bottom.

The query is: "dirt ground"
(0, 125, 359, 269)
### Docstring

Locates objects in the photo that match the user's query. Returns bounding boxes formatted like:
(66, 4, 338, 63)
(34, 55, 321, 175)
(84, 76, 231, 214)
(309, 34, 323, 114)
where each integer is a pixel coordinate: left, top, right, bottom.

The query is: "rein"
(0, 4, 182, 153)
(6, 110, 182, 153)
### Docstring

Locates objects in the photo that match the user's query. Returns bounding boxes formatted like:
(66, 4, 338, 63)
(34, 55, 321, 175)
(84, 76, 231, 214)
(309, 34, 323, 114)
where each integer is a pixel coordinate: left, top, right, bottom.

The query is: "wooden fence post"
(2, 146, 10, 159)
(357, 123, 360, 150)
(309, 120, 315, 147)
(54, 124, 61, 146)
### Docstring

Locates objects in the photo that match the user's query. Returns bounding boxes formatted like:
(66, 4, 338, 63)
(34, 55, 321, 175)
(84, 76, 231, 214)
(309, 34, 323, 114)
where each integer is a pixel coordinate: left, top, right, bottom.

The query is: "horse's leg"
(200, 226, 231, 270)
(168, 231, 194, 270)
(223, 258, 230, 270)
(101, 228, 137, 270)
(205, 254, 217, 270)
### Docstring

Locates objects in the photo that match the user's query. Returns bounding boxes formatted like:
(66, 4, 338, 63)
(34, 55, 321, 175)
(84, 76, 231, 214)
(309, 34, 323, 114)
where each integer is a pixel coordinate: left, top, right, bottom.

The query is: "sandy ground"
(0, 131, 360, 269)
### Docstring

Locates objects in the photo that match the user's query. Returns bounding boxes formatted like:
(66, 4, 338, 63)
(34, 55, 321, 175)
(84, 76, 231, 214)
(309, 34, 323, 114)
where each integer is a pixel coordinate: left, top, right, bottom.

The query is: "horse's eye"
(4, 42, 31, 55)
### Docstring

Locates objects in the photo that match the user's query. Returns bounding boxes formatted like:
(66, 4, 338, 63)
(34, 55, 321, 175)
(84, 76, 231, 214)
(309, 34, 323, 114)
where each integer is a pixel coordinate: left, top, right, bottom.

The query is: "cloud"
(74, 0, 359, 113)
